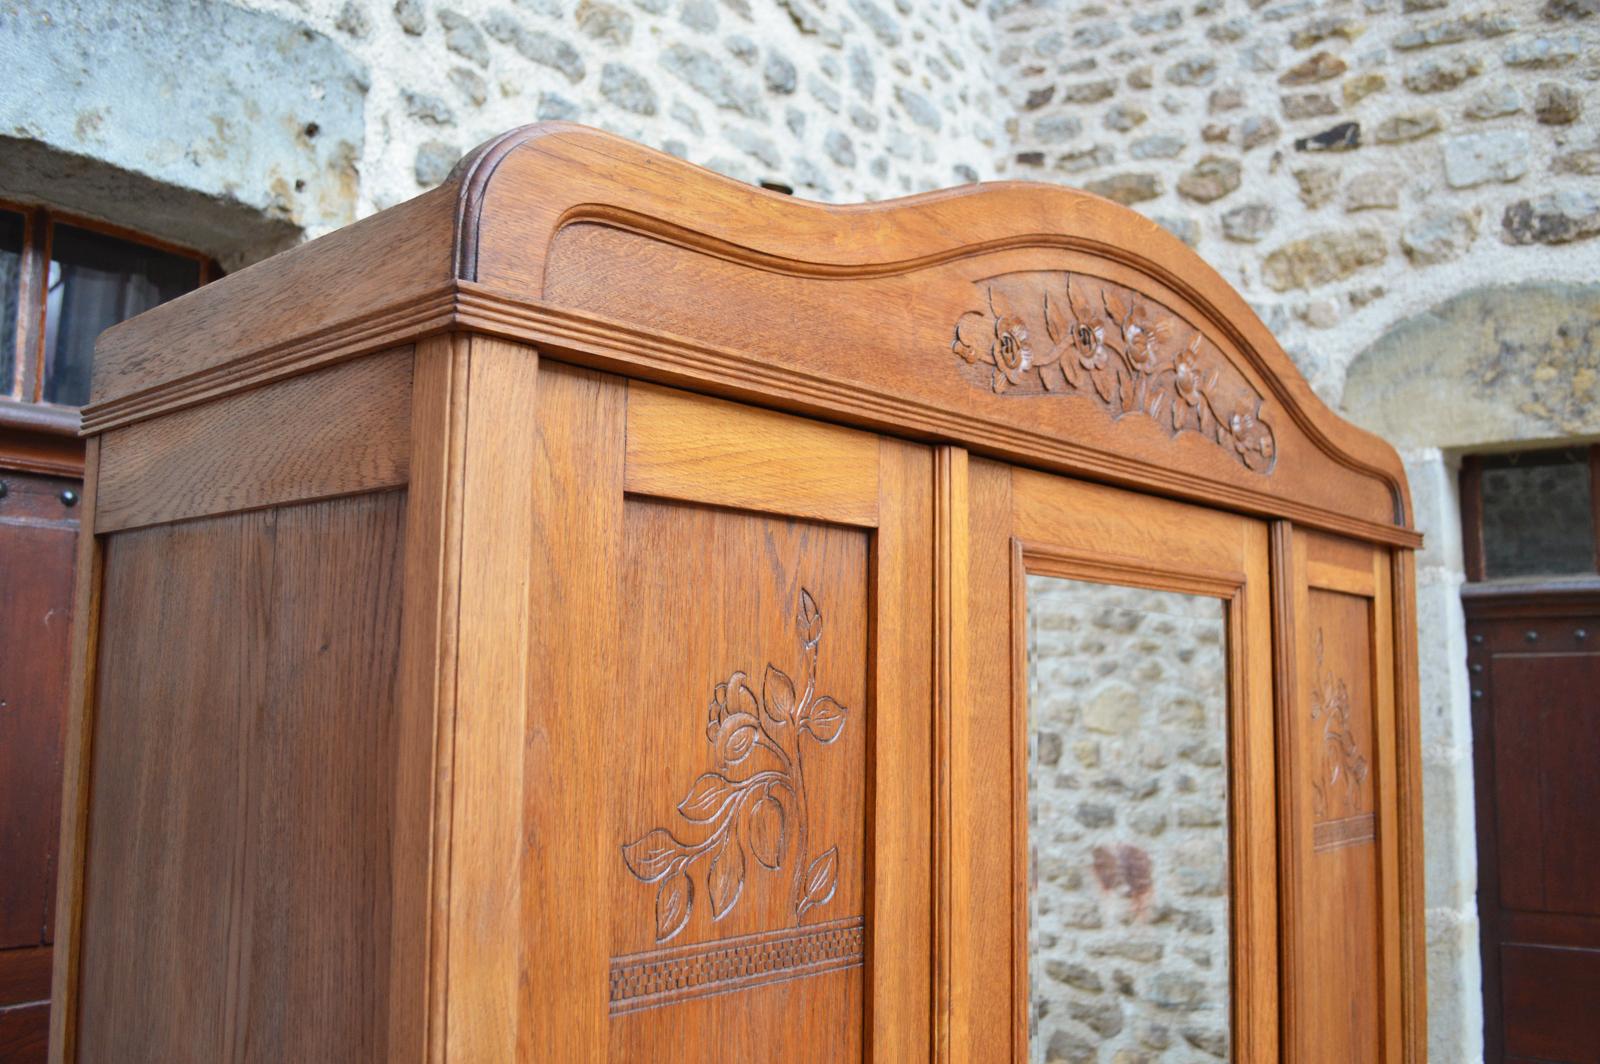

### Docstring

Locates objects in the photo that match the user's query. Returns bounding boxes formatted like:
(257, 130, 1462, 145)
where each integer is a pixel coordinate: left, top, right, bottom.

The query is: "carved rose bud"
(1174, 336, 1207, 406)
(991, 312, 1032, 388)
(1229, 399, 1275, 470)
(1072, 319, 1109, 372)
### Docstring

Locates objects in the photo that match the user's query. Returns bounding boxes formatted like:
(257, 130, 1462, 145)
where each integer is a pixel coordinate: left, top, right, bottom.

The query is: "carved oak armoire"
(49, 125, 1425, 1063)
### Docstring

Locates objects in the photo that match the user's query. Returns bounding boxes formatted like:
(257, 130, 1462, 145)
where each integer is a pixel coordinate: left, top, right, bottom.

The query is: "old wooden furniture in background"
(1459, 448, 1600, 1064)
(0, 201, 209, 1063)
(50, 124, 1425, 1062)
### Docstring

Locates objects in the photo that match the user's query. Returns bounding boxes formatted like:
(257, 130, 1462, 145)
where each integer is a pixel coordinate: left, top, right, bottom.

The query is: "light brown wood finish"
(1392, 549, 1429, 1063)
(72, 492, 404, 1063)
(83, 125, 1415, 552)
(46, 439, 99, 1064)
(1276, 528, 1405, 1063)
(390, 335, 470, 1064)
(57, 123, 1427, 1064)
(96, 348, 412, 533)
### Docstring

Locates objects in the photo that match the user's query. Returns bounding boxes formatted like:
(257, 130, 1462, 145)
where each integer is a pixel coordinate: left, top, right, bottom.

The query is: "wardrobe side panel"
(73, 492, 405, 1063)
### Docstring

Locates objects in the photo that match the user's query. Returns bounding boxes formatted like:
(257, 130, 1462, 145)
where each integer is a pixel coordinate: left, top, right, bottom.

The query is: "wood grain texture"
(45, 440, 100, 1064)
(952, 457, 1016, 1064)
(0, 474, 78, 955)
(81, 124, 1415, 550)
(390, 336, 469, 1064)
(609, 500, 870, 1063)
(443, 337, 541, 1063)
(88, 185, 456, 408)
(931, 446, 967, 1064)
(867, 436, 935, 1063)
(625, 381, 879, 528)
(72, 493, 404, 1064)
(518, 360, 619, 1061)
(1277, 529, 1405, 1064)
(1390, 550, 1428, 1064)
(96, 349, 412, 533)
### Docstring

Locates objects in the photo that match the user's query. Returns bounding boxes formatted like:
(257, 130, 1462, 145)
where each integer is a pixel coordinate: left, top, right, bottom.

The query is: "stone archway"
(1345, 283, 1600, 452)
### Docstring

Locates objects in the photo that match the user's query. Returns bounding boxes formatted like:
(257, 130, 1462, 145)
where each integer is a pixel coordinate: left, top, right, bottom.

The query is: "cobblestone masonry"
(1028, 576, 1231, 1064)
(226, 0, 1007, 221)
(996, 0, 1600, 400)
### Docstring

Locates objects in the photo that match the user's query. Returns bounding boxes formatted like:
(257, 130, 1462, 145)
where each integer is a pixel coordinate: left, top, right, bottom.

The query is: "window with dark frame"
(0, 202, 213, 410)
(1460, 446, 1600, 583)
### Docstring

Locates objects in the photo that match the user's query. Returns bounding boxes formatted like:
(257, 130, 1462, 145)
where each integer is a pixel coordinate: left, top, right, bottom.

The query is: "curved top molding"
(87, 123, 1414, 543)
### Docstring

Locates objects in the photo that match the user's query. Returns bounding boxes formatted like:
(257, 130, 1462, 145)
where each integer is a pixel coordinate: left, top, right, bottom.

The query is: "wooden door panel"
(1490, 655, 1600, 917)
(609, 500, 870, 1060)
(1278, 530, 1402, 1064)
(1467, 593, 1600, 1063)
(517, 364, 931, 1061)
(0, 472, 79, 955)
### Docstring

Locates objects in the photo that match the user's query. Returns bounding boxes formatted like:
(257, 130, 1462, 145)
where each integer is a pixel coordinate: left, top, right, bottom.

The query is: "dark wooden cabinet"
(0, 469, 80, 1064)
(48, 124, 1426, 1062)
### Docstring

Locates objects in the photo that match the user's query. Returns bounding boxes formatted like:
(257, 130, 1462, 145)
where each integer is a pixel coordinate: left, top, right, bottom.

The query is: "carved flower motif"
(947, 272, 1277, 474)
(1173, 335, 1208, 406)
(1065, 280, 1109, 372)
(1112, 296, 1173, 376)
(992, 312, 1032, 388)
(1229, 398, 1275, 470)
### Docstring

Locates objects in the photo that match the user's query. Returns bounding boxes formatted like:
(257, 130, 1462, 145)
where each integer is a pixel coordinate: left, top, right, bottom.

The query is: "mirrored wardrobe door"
(949, 457, 1277, 1064)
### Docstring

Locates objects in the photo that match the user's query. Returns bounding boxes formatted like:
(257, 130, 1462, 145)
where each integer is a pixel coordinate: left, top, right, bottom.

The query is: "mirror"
(1027, 575, 1231, 1062)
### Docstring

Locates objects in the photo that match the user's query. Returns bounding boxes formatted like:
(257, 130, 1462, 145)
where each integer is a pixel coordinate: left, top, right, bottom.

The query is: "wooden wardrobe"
(49, 124, 1426, 1063)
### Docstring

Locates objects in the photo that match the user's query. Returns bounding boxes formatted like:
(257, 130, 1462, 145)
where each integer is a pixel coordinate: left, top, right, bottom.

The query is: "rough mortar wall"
(996, 0, 1600, 402)
(225, 0, 1006, 224)
(1028, 577, 1232, 1063)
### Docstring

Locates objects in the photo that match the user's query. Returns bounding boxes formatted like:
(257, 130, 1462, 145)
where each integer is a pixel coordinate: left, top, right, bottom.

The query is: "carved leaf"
(678, 772, 737, 823)
(802, 696, 847, 744)
(763, 664, 797, 727)
(708, 835, 745, 920)
(797, 588, 822, 648)
(1101, 286, 1129, 327)
(1044, 289, 1066, 345)
(797, 846, 839, 918)
(750, 794, 786, 870)
(988, 285, 1021, 324)
(716, 713, 761, 765)
(623, 828, 686, 884)
(728, 672, 759, 717)
(952, 310, 991, 365)
(656, 871, 693, 942)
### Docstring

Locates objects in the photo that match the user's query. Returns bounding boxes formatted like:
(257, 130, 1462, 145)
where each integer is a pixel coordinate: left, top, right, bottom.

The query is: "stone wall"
(996, 0, 1600, 399)
(226, 0, 1006, 225)
(1028, 577, 1231, 1063)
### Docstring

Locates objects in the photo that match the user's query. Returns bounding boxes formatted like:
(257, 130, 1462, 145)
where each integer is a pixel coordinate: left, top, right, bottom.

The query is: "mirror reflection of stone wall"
(1027, 576, 1231, 1063)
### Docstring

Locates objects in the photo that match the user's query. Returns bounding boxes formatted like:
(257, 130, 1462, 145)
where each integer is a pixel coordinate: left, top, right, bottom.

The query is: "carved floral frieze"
(621, 589, 847, 943)
(950, 272, 1277, 474)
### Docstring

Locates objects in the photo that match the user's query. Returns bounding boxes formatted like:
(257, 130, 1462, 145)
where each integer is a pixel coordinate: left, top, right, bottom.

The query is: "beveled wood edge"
(1392, 550, 1428, 1064)
(47, 437, 102, 1064)
(1267, 521, 1304, 1061)
(390, 336, 470, 1064)
(93, 350, 413, 535)
(79, 287, 1421, 550)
